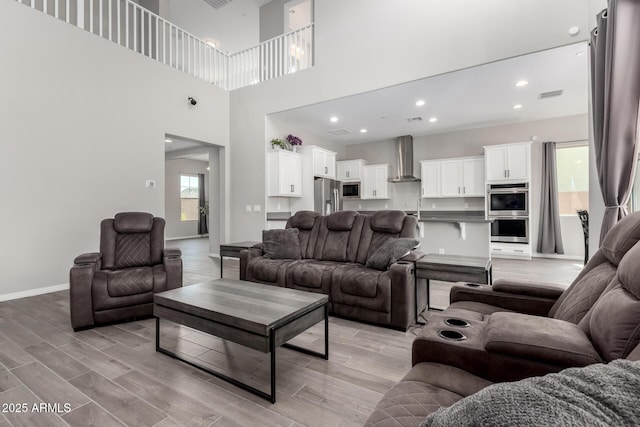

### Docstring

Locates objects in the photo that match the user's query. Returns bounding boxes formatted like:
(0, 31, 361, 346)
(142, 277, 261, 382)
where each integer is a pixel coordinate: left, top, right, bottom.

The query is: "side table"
(219, 241, 260, 278)
(415, 254, 492, 322)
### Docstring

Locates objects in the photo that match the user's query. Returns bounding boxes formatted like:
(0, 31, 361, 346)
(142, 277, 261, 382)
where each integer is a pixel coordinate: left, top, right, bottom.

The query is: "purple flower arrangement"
(286, 134, 303, 146)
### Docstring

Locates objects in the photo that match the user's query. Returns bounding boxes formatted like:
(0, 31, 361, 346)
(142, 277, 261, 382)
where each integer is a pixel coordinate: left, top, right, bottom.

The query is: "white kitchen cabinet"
(362, 164, 390, 199)
(308, 146, 337, 179)
(420, 160, 440, 198)
(462, 157, 485, 196)
(266, 150, 302, 197)
(484, 142, 531, 182)
(337, 159, 368, 182)
(420, 156, 484, 198)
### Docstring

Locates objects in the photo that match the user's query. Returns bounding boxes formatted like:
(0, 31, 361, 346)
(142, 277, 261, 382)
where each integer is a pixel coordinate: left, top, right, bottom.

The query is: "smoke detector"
(406, 116, 424, 123)
(328, 129, 351, 136)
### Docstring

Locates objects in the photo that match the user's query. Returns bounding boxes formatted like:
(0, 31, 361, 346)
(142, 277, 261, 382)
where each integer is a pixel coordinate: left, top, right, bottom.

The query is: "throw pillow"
(262, 228, 301, 260)
(366, 238, 420, 270)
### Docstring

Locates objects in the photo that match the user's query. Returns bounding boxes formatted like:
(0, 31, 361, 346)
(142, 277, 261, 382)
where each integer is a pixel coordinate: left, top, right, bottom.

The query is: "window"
(630, 155, 640, 212)
(180, 174, 199, 221)
(556, 144, 589, 215)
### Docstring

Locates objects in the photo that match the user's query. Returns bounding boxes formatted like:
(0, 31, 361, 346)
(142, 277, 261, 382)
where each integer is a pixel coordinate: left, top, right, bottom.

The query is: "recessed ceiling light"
(415, 100, 426, 107)
(204, 39, 218, 49)
(576, 51, 585, 57)
(360, 128, 367, 133)
(165, 138, 172, 143)
(516, 80, 528, 87)
(429, 117, 438, 123)
(330, 116, 338, 123)
(513, 104, 523, 110)
(568, 26, 580, 36)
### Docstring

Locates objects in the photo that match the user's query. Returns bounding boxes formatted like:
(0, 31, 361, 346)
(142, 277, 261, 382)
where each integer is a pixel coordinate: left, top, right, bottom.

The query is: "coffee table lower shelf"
(154, 304, 328, 404)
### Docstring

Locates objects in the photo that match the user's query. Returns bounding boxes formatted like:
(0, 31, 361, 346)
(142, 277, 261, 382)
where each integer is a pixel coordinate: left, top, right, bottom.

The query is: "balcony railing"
(14, 0, 314, 91)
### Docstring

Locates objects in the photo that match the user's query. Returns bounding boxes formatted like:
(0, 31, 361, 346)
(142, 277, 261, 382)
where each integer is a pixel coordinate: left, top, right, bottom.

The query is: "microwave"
(342, 182, 361, 199)
(487, 183, 529, 217)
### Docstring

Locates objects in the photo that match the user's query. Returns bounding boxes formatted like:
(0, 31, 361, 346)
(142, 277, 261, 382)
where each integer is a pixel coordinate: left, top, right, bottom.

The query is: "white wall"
(0, 2, 229, 296)
(343, 115, 589, 258)
(164, 158, 209, 239)
(229, 0, 599, 244)
(163, 0, 260, 53)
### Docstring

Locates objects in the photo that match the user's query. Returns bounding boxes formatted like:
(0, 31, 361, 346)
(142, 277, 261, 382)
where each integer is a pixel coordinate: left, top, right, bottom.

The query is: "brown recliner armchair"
(70, 212, 183, 331)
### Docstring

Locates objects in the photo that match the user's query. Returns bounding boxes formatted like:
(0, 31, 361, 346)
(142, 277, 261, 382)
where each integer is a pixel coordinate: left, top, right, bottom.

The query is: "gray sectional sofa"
(365, 211, 640, 426)
(240, 210, 423, 330)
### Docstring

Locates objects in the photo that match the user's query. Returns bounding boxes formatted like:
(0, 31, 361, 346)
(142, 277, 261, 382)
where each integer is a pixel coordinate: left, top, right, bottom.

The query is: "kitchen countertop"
(266, 212, 291, 221)
(267, 211, 493, 223)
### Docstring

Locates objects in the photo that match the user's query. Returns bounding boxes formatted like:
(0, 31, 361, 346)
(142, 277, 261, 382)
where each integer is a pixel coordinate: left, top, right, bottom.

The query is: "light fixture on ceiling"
(415, 100, 426, 107)
(429, 117, 438, 123)
(330, 116, 338, 123)
(165, 138, 172, 143)
(568, 26, 580, 36)
(516, 80, 528, 87)
(204, 39, 218, 49)
(360, 128, 368, 133)
(513, 104, 523, 110)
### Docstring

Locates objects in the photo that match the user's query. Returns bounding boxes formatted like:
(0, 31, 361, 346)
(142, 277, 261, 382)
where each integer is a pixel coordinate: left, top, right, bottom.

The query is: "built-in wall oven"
(487, 183, 528, 216)
(491, 217, 529, 243)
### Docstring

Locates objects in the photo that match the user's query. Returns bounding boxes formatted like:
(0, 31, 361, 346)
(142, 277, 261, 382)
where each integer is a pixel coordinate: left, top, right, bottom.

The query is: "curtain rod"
(554, 139, 589, 144)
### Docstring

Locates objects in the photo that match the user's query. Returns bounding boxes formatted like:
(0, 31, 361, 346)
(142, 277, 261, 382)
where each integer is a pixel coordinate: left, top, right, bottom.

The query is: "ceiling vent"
(539, 90, 564, 99)
(406, 116, 424, 123)
(203, 0, 234, 10)
(328, 129, 352, 136)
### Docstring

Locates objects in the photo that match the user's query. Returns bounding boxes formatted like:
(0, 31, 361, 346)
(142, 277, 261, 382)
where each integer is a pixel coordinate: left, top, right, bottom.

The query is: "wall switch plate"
(145, 180, 156, 189)
(358, 204, 362, 210)
(384, 204, 388, 209)
(245, 205, 252, 212)
(464, 203, 469, 209)
(253, 205, 261, 212)
(277, 203, 281, 210)
(439, 248, 445, 254)
(431, 203, 436, 209)
(419, 223, 425, 238)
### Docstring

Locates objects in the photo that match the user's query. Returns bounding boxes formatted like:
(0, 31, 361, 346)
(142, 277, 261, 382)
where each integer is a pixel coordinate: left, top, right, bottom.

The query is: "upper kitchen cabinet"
(302, 145, 337, 179)
(337, 159, 368, 182)
(420, 156, 484, 198)
(420, 160, 440, 198)
(484, 142, 532, 182)
(267, 149, 302, 197)
(362, 164, 390, 199)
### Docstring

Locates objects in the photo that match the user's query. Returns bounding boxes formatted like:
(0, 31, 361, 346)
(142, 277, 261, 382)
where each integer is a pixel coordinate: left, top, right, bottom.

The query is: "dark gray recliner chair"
(69, 212, 182, 330)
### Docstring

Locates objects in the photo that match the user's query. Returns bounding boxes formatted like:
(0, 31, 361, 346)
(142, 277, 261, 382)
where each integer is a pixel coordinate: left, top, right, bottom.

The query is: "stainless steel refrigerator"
(314, 177, 342, 215)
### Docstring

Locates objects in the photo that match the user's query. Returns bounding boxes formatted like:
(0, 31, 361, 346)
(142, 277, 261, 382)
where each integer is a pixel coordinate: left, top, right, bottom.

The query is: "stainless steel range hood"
(389, 135, 421, 182)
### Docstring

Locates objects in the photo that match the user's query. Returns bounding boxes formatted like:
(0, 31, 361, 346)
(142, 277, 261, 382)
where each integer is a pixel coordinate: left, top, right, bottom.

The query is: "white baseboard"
(166, 234, 208, 241)
(532, 253, 583, 261)
(0, 283, 69, 302)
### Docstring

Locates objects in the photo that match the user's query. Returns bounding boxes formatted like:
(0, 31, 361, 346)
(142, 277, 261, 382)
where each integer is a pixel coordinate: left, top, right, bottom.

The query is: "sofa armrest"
(492, 279, 566, 300)
(389, 260, 416, 330)
(163, 247, 183, 290)
(70, 252, 101, 330)
(450, 285, 557, 317)
(486, 312, 603, 367)
(398, 249, 425, 263)
(239, 248, 264, 281)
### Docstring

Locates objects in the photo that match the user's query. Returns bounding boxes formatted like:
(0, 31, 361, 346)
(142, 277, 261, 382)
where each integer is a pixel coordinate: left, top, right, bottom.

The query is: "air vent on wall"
(328, 129, 352, 136)
(203, 0, 234, 10)
(406, 116, 424, 123)
(539, 90, 564, 99)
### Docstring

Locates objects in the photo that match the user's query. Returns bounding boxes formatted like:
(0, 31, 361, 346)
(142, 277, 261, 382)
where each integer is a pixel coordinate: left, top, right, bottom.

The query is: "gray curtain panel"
(537, 142, 564, 254)
(197, 173, 208, 235)
(590, 0, 640, 244)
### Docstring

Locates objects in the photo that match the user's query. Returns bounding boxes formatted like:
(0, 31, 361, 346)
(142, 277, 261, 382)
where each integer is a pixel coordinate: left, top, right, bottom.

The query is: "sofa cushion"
(549, 262, 617, 324)
(600, 211, 640, 265)
(114, 233, 152, 269)
(114, 212, 154, 233)
(262, 228, 301, 260)
(246, 258, 293, 286)
(107, 267, 154, 297)
(336, 265, 388, 299)
(331, 264, 392, 313)
(286, 260, 341, 291)
(327, 210, 359, 231)
(313, 213, 364, 262)
(287, 210, 319, 230)
(370, 210, 407, 234)
(420, 359, 640, 427)
(486, 312, 602, 367)
(366, 238, 420, 271)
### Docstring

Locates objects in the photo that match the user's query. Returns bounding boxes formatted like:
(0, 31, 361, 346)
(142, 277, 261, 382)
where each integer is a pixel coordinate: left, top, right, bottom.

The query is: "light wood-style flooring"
(0, 237, 582, 426)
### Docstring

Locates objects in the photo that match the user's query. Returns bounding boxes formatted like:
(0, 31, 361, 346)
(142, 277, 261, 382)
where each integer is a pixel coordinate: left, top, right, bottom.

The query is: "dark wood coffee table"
(219, 241, 260, 278)
(153, 279, 328, 403)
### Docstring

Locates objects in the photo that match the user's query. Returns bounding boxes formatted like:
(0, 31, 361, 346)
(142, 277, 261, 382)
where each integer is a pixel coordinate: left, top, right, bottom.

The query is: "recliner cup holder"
(438, 330, 467, 341)
(444, 318, 470, 328)
(465, 283, 481, 288)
